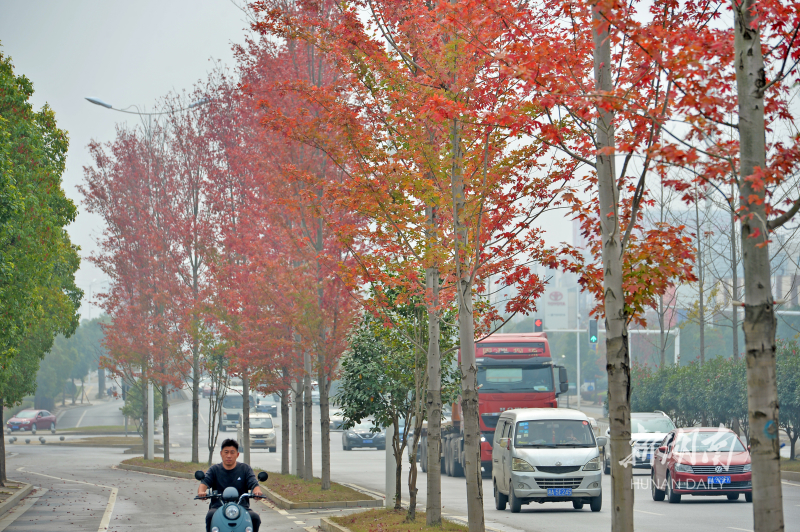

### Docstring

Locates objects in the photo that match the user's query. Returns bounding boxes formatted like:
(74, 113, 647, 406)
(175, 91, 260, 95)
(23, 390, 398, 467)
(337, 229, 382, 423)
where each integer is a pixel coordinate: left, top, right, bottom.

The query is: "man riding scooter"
(198, 438, 264, 532)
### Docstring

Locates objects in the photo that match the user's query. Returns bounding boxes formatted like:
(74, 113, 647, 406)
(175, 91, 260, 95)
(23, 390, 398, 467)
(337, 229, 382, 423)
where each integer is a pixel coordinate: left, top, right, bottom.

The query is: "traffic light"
(589, 319, 598, 343)
(534, 318, 543, 332)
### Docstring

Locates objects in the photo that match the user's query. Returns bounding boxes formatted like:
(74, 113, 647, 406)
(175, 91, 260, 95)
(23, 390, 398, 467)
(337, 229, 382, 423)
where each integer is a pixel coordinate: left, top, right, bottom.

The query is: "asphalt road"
(4, 395, 799, 532)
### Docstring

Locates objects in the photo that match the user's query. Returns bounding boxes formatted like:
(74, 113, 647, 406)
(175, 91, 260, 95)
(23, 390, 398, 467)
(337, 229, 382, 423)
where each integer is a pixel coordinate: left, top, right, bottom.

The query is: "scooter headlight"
(211, 528, 220, 532)
(224, 504, 240, 519)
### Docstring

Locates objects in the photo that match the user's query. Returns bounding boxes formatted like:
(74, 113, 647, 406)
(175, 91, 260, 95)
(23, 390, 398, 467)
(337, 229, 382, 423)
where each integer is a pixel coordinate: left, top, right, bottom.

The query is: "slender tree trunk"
(191, 336, 200, 463)
(71, 378, 76, 405)
(294, 382, 304, 478)
(318, 357, 331, 490)
(97, 366, 105, 400)
(281, 387, 290, 475)
(731, 181, 740, 361)
(593, 7, 633, 532)
(162, 384, 170, 462)
(425, 206, 443, 527)
(303, 354, 313, 480)
(243, 373, 250, 465)
(0, 397, 5, 486)
(695, 199, 706, 365)
(407, 429, 422, 522)
(393, 423, 403, 510)
(734, 2, 785, 530)
(658, 295, 666, 368)
(142, 372, 150, 460)
(450, 118, 484, 532)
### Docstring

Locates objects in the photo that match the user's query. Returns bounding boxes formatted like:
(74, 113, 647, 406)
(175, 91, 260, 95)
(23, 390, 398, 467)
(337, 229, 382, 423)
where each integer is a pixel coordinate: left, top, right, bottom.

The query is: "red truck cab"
(452, 332, 568, 474)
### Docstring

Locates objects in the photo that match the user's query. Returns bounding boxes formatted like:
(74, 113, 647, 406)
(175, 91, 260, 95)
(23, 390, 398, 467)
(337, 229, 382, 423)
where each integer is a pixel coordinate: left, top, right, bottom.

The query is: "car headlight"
(675, 463, 693, 473)
(512, 458, 535, 472)
(224, 504, 240, 519)
(480, 435, 486, 442)
(743, 463, 751, 472)
(583, 456, 601, 471)
(212, 527, 220, 532)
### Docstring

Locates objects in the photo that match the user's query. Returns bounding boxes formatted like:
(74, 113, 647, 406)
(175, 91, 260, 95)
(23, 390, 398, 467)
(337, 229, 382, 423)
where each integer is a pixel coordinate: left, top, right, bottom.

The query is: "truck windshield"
(514, 419, 596, 447)
(478, 366, 553, 392)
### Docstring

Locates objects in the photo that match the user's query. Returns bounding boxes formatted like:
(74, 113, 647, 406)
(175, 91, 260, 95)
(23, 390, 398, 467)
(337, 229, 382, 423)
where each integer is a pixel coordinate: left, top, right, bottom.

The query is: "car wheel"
(494, 482, 507, 511)
(727, 493, 739, 501)
(451, 446, 464, 477)
(666, 473, 681, 503)
(590, 493, 602, 512)
(50, 422, 56, 434)
(745, 492, 752, 503)
(377, 445, 385, 451)
(604, 449, 611, 475)
(343, 440, 350, 451)
(572, 500, 584, 510)
(445, 446, 452, 477)
(651, 470, 665, 501)
(421, 447, 428, 473)
(509, 485, 522, 513)
(270, 447, 276, 453)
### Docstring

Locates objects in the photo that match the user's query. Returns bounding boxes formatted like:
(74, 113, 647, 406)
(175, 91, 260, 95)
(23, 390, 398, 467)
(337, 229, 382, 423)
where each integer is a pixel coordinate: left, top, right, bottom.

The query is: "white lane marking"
(75, 408, 88, 429)
(304, 527, 316, 532)
(727, 528, 753, 532)
(0, 487, 48, 531)
(17, 467, 118, 532)
(782, 480, 800, 487)
(294, 521, 306, 524)
(200, 413, 207, 426)
(635, 509, 664, 516)
(171, 443, 180, 448)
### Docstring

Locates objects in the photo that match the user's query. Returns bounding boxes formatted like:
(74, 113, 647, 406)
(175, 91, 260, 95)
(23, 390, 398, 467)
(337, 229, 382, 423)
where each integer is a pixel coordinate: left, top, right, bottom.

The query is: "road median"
(260, 471, 382, 510)
(0, 481, 33, 519)
(323, 509, 467, 532)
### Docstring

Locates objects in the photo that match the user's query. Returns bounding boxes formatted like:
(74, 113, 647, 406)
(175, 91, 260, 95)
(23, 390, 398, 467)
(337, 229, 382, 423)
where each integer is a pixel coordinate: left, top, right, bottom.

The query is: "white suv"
(603, 411, 676, 474)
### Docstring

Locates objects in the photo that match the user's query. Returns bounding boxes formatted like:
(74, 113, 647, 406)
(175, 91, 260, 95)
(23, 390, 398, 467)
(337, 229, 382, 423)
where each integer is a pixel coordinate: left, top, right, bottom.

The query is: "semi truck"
(418, 332, 568, 478)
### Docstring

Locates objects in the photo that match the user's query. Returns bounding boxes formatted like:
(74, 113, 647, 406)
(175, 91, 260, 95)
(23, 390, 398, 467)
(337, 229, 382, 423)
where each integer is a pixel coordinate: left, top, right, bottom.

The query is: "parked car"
(342, 420, 386, 450)
(6, 409, 57, 433)
(603, 411, 675, 474)
(492, 408, 607, 513)
(651, 427, 752, 503)
(237, 413, 277, 452)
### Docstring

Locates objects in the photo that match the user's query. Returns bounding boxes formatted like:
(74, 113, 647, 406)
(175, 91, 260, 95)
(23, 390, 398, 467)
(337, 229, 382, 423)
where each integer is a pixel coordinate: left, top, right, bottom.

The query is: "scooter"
(194, 470, 269, 532)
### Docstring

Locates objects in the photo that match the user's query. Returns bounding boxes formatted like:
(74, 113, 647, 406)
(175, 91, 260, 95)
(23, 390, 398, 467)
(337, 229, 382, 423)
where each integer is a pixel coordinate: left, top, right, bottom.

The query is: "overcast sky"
(0, 0, 249, 320)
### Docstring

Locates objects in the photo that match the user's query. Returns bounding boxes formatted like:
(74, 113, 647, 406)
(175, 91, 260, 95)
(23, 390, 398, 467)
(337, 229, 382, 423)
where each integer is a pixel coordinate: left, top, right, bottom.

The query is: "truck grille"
(535, 466, 582, 474)
(690, 465, 748, 474)
(533, 477, 582, 489)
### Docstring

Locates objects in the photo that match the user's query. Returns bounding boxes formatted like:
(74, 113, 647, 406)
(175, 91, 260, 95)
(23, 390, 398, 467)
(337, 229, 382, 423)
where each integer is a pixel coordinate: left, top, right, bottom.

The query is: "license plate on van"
(547, 488, 572, 496)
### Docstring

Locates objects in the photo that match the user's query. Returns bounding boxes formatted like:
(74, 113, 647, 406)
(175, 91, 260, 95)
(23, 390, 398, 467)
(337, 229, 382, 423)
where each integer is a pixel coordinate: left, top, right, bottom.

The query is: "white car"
(238, 413, 277, 452)
(603, 411, 676, 474)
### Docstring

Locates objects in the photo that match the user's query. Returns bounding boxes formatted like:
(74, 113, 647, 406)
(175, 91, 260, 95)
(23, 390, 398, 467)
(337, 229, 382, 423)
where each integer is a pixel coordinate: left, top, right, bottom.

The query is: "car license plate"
(363, 439, 373, 444)
(707, 476, 731, 484)
(547, 488, 572, 496)
(646, 454, 651, 461)
(255, 439, 265, 444)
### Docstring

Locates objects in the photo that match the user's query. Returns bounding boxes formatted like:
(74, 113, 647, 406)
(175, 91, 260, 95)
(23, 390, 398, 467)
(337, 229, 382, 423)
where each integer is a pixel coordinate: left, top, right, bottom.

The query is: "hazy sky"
(0, 0, 249, 319)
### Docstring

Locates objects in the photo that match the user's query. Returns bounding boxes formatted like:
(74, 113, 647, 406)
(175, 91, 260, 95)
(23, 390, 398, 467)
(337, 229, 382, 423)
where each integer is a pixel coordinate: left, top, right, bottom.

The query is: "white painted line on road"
(294, 521, 306, 524)
(0, 487, 48, 531)
(727, 528, 753, 532)
(634, 509, 664, 516)
(782, 480, 800, 487)
(171, 443, 180, 448)
(259, 497, 289, 515)
(75, 408, 88, 429)
(97, 487, 118, 532)
(304, 527, 316, 532)
(17, 467, 118, 532)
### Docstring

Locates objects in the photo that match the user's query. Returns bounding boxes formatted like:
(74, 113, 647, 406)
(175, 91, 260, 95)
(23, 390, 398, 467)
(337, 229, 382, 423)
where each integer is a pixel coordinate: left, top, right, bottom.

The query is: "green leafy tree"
(777, 340, 800, 460)
(121, 379, 163, 441)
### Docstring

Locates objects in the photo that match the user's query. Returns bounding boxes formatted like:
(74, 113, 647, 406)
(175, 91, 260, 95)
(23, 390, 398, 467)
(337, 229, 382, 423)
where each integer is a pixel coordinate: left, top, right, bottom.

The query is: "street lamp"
(85, 94, 210, 460)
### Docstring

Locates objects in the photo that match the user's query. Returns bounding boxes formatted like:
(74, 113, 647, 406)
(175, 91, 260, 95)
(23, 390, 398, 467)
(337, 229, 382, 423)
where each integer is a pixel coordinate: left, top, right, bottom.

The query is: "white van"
(492, 408, 607, 513)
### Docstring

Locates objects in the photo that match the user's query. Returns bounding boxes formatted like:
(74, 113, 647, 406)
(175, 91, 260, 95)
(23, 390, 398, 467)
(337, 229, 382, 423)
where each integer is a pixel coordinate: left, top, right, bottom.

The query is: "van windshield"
(478, 366, 553, 393)
(514, 419, 596, 448)
(223, 395, 256, 409)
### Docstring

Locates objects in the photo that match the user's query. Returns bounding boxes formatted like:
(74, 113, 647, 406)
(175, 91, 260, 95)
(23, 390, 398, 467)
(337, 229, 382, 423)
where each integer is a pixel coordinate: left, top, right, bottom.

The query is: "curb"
(262, 486, 383, 510)
(0, 482, 33, 519)
(782, 470, 800, 483)
(321, 517, 355, 532)
(117, 463, 196, 480)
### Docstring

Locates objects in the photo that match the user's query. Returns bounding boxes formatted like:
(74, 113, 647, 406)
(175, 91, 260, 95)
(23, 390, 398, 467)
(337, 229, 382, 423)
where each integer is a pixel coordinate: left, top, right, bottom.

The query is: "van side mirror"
(658, 446, 667, 454)
(595, 436, 608, 448)
(559, 367, 568, 385)
(195, 470, 206, 481)
(506, 438, 511, 450)
(257, 471, 268, 482)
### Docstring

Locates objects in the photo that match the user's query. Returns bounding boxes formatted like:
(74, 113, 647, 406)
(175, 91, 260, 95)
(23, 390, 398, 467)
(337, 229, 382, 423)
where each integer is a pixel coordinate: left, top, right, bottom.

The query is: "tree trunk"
(162, 384, 170, 462)
(407, 428, 422, 522)
(243, 373, 250, 465)
(450, 118, 484, 532)
(731, 181, 740, 361)
(0, 397, 5, 486)
(695, 198, 706, 365)
(281, 386, 290, 475)
(318, 356, 331, 490)
(734, 2, 785, 530)
(71, 378, 76, 405)
(593, 6, 633, 532)
(97, 366, 105, 400)
(393, 422, 403, 510)
(425, 206, 443, 527)
(303, 355, 313, 480)
(658, 295, 666, 368)
(790, 433, 797, 461)
(192, 337, 200, 463)
(294, 382, 304, 478)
